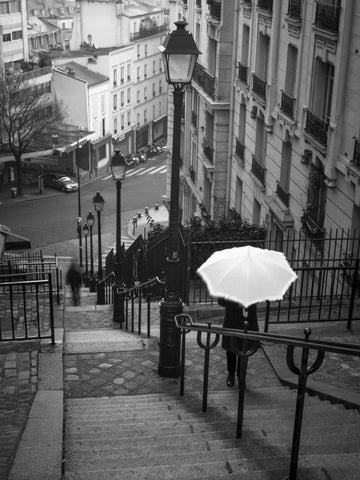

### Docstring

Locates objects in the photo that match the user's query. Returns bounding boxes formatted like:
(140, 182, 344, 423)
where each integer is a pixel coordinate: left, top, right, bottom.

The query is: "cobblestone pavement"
(0, 347, 38, 479)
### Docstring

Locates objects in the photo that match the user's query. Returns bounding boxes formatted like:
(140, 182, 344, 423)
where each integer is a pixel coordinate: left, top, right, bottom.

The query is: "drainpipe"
(265, 0, 281, 130)
(225, 0, 240, 214)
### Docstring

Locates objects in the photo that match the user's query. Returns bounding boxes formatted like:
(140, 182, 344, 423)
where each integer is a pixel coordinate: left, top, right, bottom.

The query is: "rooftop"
(54, 61, 109, 87)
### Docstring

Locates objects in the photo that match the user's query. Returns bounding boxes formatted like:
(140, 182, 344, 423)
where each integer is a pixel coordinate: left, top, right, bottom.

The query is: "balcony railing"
(237, 62, 248, 85)
(257, 0, 273, 12)
(251, 155, 266, 186)
(276, 183, 290, 207)
(193, 62, 216, 99)
(288, 0, 302, 18)
(280, 91, 295, 119)
(130, 24, 167, 41)
(207, 0, 221, 22)
(235, 139, 245, 160)
(305, 110, 329, 146)
(21, 66, 52, 81)
(314, 0, 341, 33)
(202, 139, 214, 163)
(353, 138, 360, 168)
(253, 73, 267, 100)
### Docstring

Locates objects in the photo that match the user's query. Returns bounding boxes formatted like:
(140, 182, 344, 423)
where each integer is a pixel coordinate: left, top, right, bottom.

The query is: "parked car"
(43, 173, 78, 192)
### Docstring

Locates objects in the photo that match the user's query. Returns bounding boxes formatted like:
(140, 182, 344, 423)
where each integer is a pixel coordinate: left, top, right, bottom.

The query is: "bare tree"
(0, 71, 64, 197)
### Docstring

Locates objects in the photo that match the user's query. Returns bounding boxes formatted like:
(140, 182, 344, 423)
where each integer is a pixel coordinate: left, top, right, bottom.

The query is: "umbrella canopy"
(197, 245, 297, 308)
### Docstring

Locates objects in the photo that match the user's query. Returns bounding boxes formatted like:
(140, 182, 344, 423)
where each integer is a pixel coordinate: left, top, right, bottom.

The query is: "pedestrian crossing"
(101, 164, 167, 181)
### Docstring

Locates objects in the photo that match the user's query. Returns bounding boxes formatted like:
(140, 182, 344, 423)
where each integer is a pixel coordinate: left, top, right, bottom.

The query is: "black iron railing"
(305, 110, 329, 146)
(353, 138, 360, 167)
(280, 91, 295, 118)
(193, 62, 216, 99)
(97, 271, 115, 305)
(130, 25, 167, 41)
(288, 0, 302, 18)
(207, 0, 221, 21)
(174, 314, 360, 480)
(235, 138, 245, 160)
(0, 272, 55, 343)
(257, 0, 273, 12)
(202, 139, 214, 162)
(253, 73, 267, 100)
(120, 276, 165, 337)
(276, 182, 290, 206)
(314, 0, 341, 33)
(251, 155, 266, 185)
(237, 62, 248, 84)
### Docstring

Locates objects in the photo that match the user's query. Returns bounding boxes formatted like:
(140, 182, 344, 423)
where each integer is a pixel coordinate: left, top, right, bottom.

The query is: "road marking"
(135, 166, 159, 175)
(149, 166, 167, 174)
(126, 167, 146, 177)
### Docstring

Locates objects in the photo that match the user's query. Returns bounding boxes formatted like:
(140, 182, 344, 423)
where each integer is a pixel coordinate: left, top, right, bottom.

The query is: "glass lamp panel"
(165, 53, 196, 84)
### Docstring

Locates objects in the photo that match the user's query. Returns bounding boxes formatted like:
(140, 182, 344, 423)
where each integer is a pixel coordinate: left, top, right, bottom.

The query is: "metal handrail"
(120, 276, 165, 337)
(174, 314, 360, 480)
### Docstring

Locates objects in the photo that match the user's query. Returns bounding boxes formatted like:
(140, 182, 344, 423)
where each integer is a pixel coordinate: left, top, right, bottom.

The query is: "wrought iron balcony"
(280, 91, 295, 119)
(276, 183, 290, 207)
(202, 139, 214, 163)
(253, 74, 267, 100)
(21, 66, 52, 81)
(130, 24, 167, 41)
(305, 110, 329, 146)
(191, 111, 198, 129)
(288, 0, 302, 18)
(314, 0, 340, 33)
(353, 138, 360, 168)
(207, 0, 221, 21)
(257, 0, 273, 12)
(237, 62, 248, 85)
(251, 155, 266, 186)
(193, 62, 216, 100)
(301, 209, 324, 239)
(235, 139, 245, 160)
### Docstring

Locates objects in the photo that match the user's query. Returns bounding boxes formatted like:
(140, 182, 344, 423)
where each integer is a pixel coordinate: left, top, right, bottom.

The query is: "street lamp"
(76, 216, 82, 267)
(87, 211, 96, 292)
(83, 223, 89, 286)
(76, 126, 85, 267)
(93, 191, 105, 305)
(158, 21, 200, 378)
(110, 150, 127, 324)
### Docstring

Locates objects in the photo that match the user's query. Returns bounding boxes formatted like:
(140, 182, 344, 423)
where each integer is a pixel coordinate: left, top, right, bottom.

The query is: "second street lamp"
(158, 21, 200, 378)
(87, 211, 95, 292)
(110, 149, 127, 324)
(93, 192, 105, 305)
(83, 223, 89, 286)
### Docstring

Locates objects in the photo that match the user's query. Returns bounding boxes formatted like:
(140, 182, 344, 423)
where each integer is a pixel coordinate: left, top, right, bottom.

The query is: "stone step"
(63, 451, 360, 479)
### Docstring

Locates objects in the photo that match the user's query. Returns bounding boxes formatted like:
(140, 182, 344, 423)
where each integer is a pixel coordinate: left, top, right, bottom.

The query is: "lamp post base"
(113, 285, 125, 324)
(158, 297, 183, 378)
(97, 281, 105, 305)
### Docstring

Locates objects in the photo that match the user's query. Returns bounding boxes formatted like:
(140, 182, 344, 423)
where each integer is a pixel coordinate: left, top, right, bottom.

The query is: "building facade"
(175, 0, 360, 242)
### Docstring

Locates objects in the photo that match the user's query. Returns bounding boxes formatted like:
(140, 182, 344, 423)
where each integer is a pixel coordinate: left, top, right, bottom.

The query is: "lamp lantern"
(159, 20, 200, 87)
(93, 191, 105, 212)
(110, 150, 127, 182)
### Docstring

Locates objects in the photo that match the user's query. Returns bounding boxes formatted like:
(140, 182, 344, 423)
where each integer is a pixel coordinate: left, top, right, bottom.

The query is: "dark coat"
(218, 298, 259, 354)
(66, 263, 82, 288)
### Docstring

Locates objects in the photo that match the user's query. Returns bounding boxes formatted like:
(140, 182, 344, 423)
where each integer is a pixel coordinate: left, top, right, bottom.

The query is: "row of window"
(113, 59, 163, 87)
(112, 81, 163, 110)
(112, 102, 163, 134)
(2, 30, 22, 42)
(0, 0, 21, 15)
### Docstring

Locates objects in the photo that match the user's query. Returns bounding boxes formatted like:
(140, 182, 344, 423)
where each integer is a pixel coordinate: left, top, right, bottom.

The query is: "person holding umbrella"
(197, 246, 298, 388)
(218, 298, 259, 387)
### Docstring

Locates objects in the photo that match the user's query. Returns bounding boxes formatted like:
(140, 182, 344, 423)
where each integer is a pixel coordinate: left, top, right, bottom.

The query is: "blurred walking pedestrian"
(66, 259, 82, 306)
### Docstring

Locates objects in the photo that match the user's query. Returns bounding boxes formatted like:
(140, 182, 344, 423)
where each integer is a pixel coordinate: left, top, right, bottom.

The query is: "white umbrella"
(197, 245, 297, 309)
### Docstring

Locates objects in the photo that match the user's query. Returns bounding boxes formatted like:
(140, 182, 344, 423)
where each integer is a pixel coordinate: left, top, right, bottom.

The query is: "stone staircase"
(63, 388, 360, 479)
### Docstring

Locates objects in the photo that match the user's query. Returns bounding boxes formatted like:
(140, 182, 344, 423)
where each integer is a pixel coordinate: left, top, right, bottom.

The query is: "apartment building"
(63, 0, 169, 154)
(177, 0, 360, 240)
